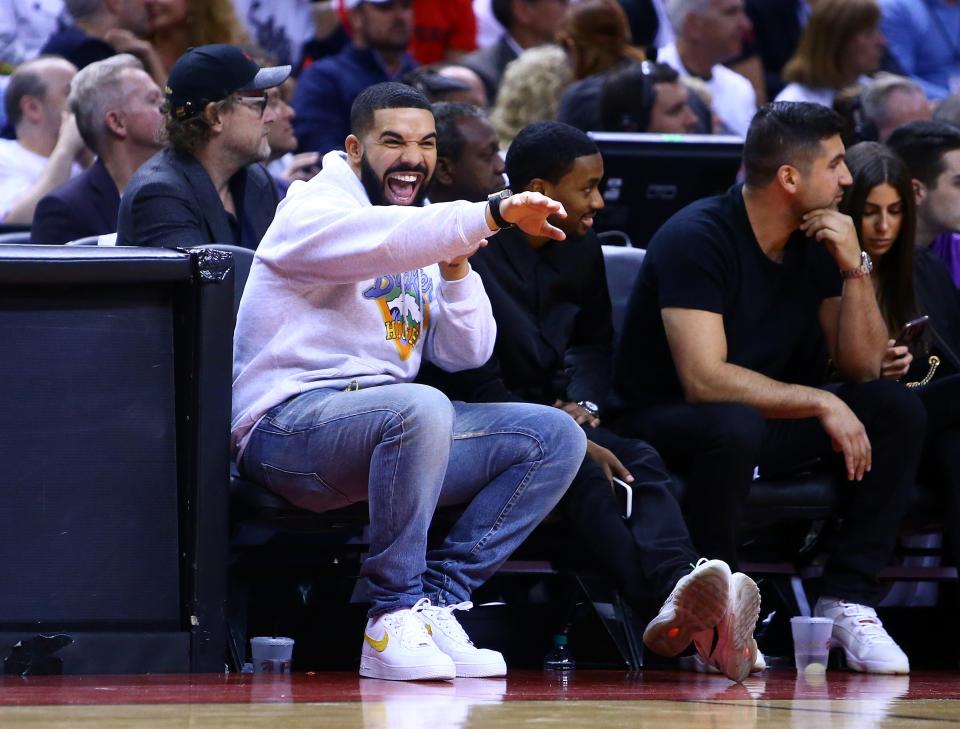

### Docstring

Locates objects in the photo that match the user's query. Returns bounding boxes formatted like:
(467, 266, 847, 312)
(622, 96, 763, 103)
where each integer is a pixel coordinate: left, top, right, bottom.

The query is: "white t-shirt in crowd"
(0, 139, 81, 221)
(657, 42, 757, 137)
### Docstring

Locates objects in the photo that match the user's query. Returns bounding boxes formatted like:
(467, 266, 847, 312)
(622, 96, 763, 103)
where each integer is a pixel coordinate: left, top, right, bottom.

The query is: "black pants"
(557, 425, 699, 613)
(614, 379, 927, 606)
(916, 375, 960, 569)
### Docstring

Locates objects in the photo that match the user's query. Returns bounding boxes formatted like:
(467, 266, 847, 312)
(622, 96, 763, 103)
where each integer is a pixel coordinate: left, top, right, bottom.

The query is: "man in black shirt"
(613, 102, 924, 674)
(423, 121, 762, 683)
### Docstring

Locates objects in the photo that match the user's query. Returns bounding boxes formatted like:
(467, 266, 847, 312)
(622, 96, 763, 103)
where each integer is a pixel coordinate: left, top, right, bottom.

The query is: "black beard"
(359, 155, 430, 207)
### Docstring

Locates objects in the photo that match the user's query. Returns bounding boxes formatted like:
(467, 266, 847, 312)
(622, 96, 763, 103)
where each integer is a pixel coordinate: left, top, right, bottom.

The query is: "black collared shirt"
(421, 226, 614, 406)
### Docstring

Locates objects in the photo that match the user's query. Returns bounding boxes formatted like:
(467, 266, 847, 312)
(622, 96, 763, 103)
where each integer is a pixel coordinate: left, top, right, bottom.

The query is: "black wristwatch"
(577, 400, 600, 417)
(487, 189, 514, 230)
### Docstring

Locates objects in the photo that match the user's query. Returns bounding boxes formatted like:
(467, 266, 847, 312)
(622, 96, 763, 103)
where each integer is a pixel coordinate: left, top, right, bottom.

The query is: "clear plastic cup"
(250, 636, 294, 674)
(790, 617, 832, 675)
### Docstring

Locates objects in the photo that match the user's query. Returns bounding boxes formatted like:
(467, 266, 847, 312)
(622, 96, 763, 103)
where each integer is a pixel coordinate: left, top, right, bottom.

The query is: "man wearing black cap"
(116, 44, 291, 249)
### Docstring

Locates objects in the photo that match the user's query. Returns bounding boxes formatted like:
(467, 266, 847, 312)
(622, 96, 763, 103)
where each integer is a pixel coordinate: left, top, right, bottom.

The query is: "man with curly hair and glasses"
(117, 44, 289, 249)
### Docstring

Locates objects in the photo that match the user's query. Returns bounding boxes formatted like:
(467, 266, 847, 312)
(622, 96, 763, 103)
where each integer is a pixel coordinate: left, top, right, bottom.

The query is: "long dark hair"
(840, 142, 918, 336)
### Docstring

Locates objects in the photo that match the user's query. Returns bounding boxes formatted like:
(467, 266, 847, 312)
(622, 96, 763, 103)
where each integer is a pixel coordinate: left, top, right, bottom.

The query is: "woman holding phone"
(840, 141, 960, 567)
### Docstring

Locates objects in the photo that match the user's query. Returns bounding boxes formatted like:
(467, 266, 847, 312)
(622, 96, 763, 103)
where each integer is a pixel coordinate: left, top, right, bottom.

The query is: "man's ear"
(527, 178, 547, 195)
(202, 101, 224, 132)
(19, 95, 43, 124)
(345, 134, 363, 165)
(104, 109, 125, 139)
(776, 164, 800, 195)
(913, 178, 926, 206)
(434, 156, 455, 186)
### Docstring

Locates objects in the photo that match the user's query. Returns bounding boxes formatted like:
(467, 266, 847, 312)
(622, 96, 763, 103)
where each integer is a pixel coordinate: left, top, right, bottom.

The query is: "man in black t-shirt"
(613, 102, 925, 675)
(422, 121, 762, 683)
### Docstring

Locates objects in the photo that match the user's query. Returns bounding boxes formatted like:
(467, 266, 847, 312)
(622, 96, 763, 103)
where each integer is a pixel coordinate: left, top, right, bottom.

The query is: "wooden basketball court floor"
(3, 670, 960, 728)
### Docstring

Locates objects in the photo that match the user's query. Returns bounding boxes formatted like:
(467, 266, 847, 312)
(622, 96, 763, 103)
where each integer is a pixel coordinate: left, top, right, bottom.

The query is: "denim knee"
(379, 382, 456, 440)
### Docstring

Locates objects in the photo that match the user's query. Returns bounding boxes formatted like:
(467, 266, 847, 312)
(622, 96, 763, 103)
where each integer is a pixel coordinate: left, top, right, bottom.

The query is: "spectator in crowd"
(555, 0, 646, 132)
(39, 0, 166, 85)
(145, 0, 250, 76)
(427, 102, 503, 203)
(232, 81, 587, 681)
(598, 60, 701, 134)
(888, 121, 960, 290)
(293, 0, 418, 155)
(840, 140, 960, 575)
(409, 0, 478, 65)
(489, 44, 570, 148)
(880, 0, 960, 101)
(612, 102, 924, 674)
(435, 64, 488, 106)
(116, 44, 287, 248)
(0, 0, 65, 69)
(928, 101, 960, 286)
(30, 54, 163, 245)
(461, 0, 570, 102)
(422, 120, 762, 682)
(0, 56, 87, 226)
(658, 0, 756, 136)
(888, 122, 960, 252)
(853, 75, 930, 144)
(775, 0, 885, 108)
(404, 65, 477, 105)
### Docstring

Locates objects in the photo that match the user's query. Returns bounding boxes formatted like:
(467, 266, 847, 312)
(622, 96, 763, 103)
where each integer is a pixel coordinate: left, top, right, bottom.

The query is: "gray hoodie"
(231, 151, 498, 459)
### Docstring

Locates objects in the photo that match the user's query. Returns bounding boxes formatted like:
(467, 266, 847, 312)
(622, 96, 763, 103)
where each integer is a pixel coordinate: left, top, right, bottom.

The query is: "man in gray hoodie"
(232, 82, 587, 682)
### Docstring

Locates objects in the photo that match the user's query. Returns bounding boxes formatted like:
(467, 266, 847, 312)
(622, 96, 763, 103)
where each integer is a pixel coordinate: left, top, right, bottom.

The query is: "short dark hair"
(4, 57, 55, 129)
(505, 120, 598, 192)
(599, 61, 679, 132)
(350, 82, 433, 138)
(433, 101, 489, 162)
(886, 120, 960, 189)
(743, 102, 845, 187)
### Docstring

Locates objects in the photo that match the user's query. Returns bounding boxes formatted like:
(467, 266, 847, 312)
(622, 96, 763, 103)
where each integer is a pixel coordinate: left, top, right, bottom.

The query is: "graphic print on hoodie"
(363, 269, 437, 360)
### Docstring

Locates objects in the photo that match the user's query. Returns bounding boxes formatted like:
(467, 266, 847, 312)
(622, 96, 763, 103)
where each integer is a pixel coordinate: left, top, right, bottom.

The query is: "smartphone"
(610, 477, 633, 520)
(895, 315, 929, 346)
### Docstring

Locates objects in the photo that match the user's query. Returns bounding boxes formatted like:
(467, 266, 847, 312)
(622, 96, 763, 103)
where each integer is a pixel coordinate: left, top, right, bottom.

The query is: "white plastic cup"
(250, 636, 294, 674)
(790, 617, 832, 675)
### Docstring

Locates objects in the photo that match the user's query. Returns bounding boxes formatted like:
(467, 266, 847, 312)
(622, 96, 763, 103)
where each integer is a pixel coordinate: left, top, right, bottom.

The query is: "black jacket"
(31, 158, 119, 246)
(116, 148, 278, 249)
(421, 226, 614, 407)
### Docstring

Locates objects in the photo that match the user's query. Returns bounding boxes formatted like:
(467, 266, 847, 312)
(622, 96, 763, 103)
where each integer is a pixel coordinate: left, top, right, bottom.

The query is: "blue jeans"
(241, 383, 586, 615)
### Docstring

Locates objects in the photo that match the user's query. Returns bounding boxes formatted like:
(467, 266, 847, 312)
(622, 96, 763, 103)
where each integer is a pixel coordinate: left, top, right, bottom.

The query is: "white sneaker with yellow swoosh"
(359, 598, 456, 681)
(417, 602, 507, 678)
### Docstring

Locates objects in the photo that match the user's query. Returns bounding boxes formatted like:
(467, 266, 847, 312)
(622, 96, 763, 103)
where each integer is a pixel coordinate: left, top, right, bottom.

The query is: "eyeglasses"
(235, 94, 268, 117)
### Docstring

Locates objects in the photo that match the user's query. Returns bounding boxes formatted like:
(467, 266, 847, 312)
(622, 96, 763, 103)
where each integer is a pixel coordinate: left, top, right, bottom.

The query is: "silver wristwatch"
(840, 250, 873, 279)
(577, 400, 600, 417)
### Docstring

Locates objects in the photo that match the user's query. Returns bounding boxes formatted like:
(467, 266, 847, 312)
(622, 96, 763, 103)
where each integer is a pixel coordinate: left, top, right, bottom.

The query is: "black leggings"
(614, 379, 927, 606)
(557, 425, 699, 613)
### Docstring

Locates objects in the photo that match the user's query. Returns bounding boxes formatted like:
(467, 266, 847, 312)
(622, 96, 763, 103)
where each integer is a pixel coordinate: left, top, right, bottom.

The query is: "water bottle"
(543, 634, 576, 671)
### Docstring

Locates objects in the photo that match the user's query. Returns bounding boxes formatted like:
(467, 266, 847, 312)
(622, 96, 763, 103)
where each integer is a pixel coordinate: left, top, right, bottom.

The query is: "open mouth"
(581, 214, 596, 229)
(385, 172, 424, 205)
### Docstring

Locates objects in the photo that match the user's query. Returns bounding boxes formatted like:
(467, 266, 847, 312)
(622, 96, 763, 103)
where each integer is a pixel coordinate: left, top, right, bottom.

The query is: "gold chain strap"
(905, 355, 940, 389)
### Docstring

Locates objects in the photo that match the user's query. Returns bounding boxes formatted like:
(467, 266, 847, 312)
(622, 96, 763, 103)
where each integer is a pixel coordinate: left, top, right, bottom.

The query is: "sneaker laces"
(381, 597, 435, 650)
(423, 601, 475, 645)
(837, 602, 895, 647)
